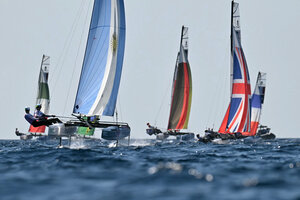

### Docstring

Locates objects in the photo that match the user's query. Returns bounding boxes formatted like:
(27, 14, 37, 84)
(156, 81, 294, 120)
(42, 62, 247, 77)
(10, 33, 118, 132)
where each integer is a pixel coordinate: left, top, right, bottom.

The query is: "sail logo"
(111, 34, 118, 54)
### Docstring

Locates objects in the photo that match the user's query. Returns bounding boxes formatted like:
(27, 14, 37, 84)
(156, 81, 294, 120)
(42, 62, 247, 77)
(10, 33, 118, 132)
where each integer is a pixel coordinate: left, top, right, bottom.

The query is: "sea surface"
(0, 138, 300, 200)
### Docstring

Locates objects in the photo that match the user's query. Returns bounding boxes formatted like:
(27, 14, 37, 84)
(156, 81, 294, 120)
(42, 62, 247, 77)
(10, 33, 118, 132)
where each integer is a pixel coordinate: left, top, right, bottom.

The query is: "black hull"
(198, 130, 276, 143)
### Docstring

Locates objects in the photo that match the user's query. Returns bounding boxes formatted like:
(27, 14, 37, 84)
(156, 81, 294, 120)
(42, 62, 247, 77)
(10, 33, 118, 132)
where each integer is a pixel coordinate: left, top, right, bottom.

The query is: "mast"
(231, 0, 234, 53)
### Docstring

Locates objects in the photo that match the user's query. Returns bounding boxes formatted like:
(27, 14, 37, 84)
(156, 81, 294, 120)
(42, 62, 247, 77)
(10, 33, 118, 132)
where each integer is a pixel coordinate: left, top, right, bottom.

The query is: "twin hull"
(48, 123, 130, 140)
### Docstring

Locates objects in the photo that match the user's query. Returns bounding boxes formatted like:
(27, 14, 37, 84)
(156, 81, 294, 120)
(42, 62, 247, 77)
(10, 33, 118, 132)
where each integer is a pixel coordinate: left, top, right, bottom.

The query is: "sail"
(73, 0, 126, 116)
(167, 26, 192, 130)
(250, 72, 266, 135)
(219, 1, 251, 134)
(29, 55, 50, 133)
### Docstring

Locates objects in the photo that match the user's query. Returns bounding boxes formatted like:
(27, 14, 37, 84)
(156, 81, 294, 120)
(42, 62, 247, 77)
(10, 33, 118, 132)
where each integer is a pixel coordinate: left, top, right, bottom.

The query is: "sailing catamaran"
(250, 72, 275, 139)
(48, 0, 130, 143)
(16, 55, 50, 140)
(199, 1, 253, 142)
(199, 1, 275, 143)
(218, 0, 252, 137)
(146, 26, 194, 140)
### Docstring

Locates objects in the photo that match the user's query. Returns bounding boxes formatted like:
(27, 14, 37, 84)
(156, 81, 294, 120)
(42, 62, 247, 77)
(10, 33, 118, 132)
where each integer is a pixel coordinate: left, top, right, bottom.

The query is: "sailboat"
(250, 72, 275, 139)
(48, 0, 130, 143)
(146, 26, 194, 140)
(199, 1, 252, 142)
(217, 1, 253, 138)
(16, 55, 50, 140)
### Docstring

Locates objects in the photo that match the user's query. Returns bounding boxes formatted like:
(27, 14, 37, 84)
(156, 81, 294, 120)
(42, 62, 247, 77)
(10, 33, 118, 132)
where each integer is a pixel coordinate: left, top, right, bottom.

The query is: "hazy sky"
(0, 0, 299, 139)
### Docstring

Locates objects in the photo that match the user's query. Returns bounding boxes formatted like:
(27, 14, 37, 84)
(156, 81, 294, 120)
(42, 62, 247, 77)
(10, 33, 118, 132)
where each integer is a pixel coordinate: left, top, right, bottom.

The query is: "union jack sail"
(219, 1, 252, 135)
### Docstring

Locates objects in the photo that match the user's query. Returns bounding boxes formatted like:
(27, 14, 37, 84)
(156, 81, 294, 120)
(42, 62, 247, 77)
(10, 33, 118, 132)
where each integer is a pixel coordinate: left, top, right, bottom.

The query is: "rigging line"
(49, 0, 85, 97)
(206, 61, 224, 127)
(154, 75, 172, 126)
(213, 52, 230, 128)
(63, 0, 93, 115)
(207, 40, 230, 129)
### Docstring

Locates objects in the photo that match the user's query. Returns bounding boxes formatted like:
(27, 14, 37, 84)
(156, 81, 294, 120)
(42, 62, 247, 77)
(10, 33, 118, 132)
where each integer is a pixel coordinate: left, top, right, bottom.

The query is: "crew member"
(24, 107, 61, 127)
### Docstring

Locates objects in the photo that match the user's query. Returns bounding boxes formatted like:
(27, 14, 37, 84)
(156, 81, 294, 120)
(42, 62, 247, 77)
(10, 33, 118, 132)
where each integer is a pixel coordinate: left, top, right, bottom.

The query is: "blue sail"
(73, 0, 126, 116)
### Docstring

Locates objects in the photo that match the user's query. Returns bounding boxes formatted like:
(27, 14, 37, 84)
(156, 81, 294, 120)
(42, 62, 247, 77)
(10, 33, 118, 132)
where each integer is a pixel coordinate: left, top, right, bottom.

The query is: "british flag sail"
(250, 72, 266, 135)
(167, 26, 192, 130)
(219, 1, 252, 135)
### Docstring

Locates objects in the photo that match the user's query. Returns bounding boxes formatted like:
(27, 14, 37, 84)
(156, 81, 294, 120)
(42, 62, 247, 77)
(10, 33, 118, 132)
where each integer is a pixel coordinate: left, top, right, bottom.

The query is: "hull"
(48, 123, 77, 137)
(101, 125, 130, 140)
(176, 133, 194, 141)
(259, 133, 276, 140)
(156, 133, 169, 140)
(20, 134, 33, 140)
(146, 128, 162, 135)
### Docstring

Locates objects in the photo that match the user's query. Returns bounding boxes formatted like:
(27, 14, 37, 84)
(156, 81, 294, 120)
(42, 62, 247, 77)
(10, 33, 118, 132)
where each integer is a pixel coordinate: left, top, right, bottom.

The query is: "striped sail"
(167, 26, 192, 130)
(250, 72, 266, 135)
(219, 1, 252, 135)
(73, 0, 126, 116)
(29, 55, 50, 133)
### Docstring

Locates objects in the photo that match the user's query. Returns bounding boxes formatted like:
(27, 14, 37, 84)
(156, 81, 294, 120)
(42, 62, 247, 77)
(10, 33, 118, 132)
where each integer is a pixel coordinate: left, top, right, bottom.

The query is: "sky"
(0, 0, 299, 139)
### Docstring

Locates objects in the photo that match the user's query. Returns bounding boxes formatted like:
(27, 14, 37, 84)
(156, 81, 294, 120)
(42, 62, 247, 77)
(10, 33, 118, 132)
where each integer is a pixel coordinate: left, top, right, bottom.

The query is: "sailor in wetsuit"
(34, 104, 52, 119)
(24, 107, 61, 127)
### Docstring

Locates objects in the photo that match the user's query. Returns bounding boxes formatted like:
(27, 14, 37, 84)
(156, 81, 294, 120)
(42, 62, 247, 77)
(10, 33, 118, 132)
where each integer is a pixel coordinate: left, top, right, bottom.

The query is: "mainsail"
(29, 55, 50, 133)
(167, 26, 192, 130)
(250, 72, 266, 135)
(73, 0, 126, 117)
(219, 1, 252, 135)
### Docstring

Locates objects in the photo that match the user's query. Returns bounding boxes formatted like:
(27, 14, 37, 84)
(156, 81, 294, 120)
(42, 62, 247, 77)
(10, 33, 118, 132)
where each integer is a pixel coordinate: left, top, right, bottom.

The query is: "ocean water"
(0, 138, 300, 200)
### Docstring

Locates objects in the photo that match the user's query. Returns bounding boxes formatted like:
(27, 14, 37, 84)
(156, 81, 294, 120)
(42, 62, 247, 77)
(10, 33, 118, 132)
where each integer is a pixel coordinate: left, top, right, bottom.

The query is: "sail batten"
(73, 0, 126, 116)
(167, 26, 192, 130)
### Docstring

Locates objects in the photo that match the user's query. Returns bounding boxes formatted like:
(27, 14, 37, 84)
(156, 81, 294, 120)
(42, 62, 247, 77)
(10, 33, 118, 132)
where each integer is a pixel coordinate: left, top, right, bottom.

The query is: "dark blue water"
(0, 138, 300, 200)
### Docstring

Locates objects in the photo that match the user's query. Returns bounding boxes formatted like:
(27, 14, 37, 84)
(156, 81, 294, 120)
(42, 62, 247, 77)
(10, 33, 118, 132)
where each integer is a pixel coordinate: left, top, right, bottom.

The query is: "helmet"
(36, 104, 41, 109)
(25, 107, 30, 112)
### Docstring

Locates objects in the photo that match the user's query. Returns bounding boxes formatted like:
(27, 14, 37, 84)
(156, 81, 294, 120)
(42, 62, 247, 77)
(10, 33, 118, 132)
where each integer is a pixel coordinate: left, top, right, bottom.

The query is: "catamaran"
(250, 72, 275, 139)
(218, 0, 252, 137)
(48, 0, 130, 144)
(16, 55, 50, 140)
(146, 26, 194, 141)
(199, 1, 274, 143)
(200, 1, 253, 142)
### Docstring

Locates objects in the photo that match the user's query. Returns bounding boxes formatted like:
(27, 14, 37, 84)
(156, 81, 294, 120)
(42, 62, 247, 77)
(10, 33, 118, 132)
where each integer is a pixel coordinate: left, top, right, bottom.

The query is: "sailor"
(147, 122, 154, 129)
(24, 107, 61, 127)
(146, 123, 162, 134)
(34, 104, 55, 119)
